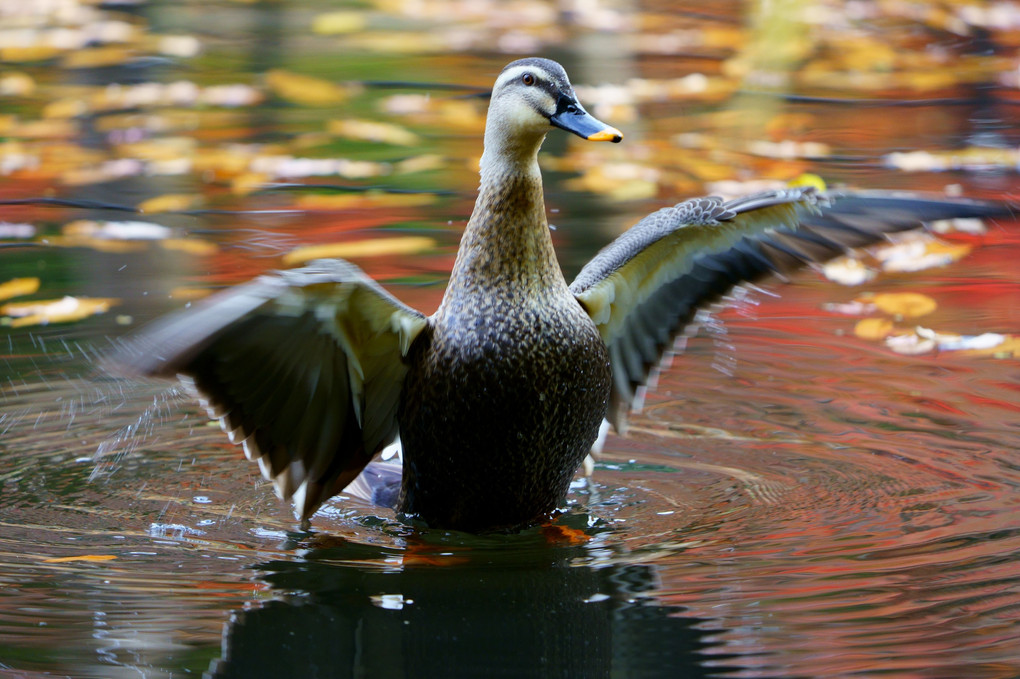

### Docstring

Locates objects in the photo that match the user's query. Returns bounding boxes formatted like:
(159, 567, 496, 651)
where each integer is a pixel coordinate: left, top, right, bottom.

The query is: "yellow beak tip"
(587, 127, 624, 143)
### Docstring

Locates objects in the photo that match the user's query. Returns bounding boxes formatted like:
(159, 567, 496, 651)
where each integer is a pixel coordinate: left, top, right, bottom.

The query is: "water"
(2, 1, 1019, 677)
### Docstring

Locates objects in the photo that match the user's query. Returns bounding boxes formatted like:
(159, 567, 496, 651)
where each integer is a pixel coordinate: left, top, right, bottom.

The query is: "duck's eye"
(521, 73, 535, 86)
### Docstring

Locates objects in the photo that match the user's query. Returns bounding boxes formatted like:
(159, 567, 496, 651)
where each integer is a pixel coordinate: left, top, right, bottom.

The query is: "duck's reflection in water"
(207, 531, 730, 678)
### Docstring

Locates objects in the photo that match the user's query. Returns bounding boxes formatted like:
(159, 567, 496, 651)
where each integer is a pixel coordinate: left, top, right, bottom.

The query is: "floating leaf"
(0, 277, 40, 302)
(870, 292, 938, 318)
(395, 153, 444, 174)
(231, 172, 270, 195)
(540, 524, 590, 545)
(885, 331, 937, 355)
(930, 218, 987, 235)
(2, 296, 118, 327)
(294, 192, 436, 210)
(854, 318, 895, 340)
(885, 147, 1020, 173)
(312, 11, 367, 34)
(747, 139, 830, 160)
(169, 287, 213, 301)
(564, 163, 659, 202)
(935, 331, 1007, 352)
(876, 326, 1016, 357)
(42, 554, 118, 563)
(873, 234, 972, 273)
(46, 236, 146, 253)
(328, 119, 421, 146)
(115, 138, 196, 162)
(0, 222, 35, 238)
(138, 194, 200, 213)
(0, 71, 35, 96)
(62, 46, 135, 69)
(0, 46, 62, 62)
(265, 69, 350, 106)
(821, 256, 875, 286)
(787, 173, 827, 191)
(160, 238, 218, 256)
(157, 34, 202, 58)
(282, 236, 435, 266)
(64, 220, 173, 240)
(964, 335, 1020, 358)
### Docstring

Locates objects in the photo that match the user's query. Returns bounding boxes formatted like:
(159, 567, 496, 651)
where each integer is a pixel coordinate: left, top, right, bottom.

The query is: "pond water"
(1, 1, 1019, 677)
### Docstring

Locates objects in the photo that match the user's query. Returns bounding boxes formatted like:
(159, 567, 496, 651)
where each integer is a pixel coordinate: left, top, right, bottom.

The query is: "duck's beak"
(550, 97, 623, 143)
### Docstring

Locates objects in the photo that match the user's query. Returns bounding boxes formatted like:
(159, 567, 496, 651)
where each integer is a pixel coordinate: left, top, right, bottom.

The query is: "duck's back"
(398, 286, 611, 531)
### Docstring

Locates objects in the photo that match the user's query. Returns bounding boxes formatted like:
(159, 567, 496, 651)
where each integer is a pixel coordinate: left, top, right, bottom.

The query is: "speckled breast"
(397, 294, 612, 531)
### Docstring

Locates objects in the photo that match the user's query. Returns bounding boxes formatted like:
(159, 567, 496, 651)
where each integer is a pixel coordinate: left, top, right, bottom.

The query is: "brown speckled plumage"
(399, 170, 611, 530)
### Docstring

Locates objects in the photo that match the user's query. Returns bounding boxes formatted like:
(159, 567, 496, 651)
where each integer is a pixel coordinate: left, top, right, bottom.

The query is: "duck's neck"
(443, 135, 565, 304)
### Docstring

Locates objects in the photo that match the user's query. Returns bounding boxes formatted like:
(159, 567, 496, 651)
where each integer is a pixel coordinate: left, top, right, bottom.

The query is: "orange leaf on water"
(870, 292, 938, 318)
(265, 69, 350, 106)
(0, 277, 40, 302)
(2, 296, 118, 327)
(43, 554, 118, 563)
(138, 193, 201, 213)
(282, 236, 435, 266)
(541, 524, 590, 545)
(160, 238, 219, 256)
(854, 318, 895, 341)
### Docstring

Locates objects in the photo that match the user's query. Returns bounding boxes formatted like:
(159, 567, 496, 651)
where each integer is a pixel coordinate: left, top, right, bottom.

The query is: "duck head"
(482, 58, 622, 171)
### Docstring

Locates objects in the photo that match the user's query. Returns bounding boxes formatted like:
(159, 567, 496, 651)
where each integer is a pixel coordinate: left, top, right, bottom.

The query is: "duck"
(117, 57, 1010, 532)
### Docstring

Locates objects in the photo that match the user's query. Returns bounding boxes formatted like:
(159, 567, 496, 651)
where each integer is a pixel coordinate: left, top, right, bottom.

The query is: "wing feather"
(572, 188, 1011, 431)
(112, 258, 428, 521)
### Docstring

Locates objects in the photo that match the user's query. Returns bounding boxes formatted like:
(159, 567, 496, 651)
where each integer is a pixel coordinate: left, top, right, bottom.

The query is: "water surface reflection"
(2, 1, 1019, 678)
(211, 533, 724, 678)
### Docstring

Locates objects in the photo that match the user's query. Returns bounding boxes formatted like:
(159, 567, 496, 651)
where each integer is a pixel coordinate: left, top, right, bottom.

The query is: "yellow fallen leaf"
(45, 98, 89, 119)
(564, 164, 659, 202)
(312, 11, 367, 34)
(787, 173, 827, 191)
(437, 100, 486, 129)
(62, 46, 135, 69)
(45, 236, 147, 253)
(923, 239, 972, 261)
(294, 192, 436, 210)
(12, 118, 77, 139)
(0, 277, 40, 302)
(396, 154, 444, 174)
(0, 46, 62, 62)
(160, 238, 218, 256)
(231, 172, 270, 195)
(170, 286, 213, 301)
(328, 119, 420, 146)
(821, 256, 875, 286)
(870, 292, 937, 318)
(139, 194, 200, 213)
(0, 71, 36, 96)
(193, 147, 260, 175)
(854, 317, 895, 341)
(43, 554, 118, 563)
(874, 235, 972, 273)
(967, 335, 1020, 358)
(282, 236, 435, 266)
(265, 69, 349, 106)
(116, 138, 196, 162)
(2, 296, 118, 327)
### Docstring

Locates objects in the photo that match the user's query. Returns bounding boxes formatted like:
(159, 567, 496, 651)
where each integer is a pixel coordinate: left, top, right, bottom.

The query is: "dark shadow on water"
(208, 522, 734, 679)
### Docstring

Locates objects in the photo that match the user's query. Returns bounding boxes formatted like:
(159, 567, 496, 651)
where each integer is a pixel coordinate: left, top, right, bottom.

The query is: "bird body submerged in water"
(119, 58, 1010, 532)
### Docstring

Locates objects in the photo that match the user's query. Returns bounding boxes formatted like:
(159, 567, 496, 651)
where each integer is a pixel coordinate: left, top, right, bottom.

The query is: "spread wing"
(112, 258, 427, 521)
(570, 187, 1010, 431)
